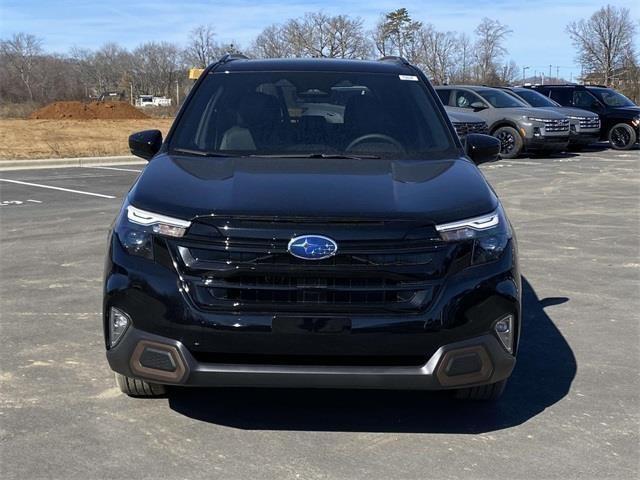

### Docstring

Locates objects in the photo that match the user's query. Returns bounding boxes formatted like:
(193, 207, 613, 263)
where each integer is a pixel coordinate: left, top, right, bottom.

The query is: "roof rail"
(377, 56, 410, 65)
(218, 53, 250, 63)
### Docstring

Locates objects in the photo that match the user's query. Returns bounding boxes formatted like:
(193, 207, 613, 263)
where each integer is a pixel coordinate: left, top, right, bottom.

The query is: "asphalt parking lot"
(1, 148, 638, 479)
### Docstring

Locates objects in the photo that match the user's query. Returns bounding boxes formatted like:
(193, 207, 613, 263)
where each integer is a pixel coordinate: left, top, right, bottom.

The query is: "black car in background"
(104, 55, 519, 402)
(497, 87, 601, 149)
(527, 84, 640, 150)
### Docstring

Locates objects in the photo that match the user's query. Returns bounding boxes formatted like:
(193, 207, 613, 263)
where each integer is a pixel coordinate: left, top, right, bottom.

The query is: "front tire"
(115, 372, 167, 397)
(453, 379, 507, 401)
(494, 126, 523, 159)
(608, 123, 637, 150)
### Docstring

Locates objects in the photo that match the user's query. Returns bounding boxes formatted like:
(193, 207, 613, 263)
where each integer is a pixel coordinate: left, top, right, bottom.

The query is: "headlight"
(632, 116, 640, 127)
(115, 202, 191, 259)
(526, 116, 551, 123)
(436, 206, 511, 265)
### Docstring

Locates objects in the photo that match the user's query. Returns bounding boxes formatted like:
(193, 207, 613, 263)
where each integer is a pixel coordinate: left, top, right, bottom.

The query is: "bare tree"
(414, 25, 459, 84)
(253, 13, 370, 59)
(132, 42, 181, 98)
(455, 33, 474, 83)
(474, 18, 512, 83)
(326, 15, 371, 58)
(0, 33, 43, 101)
(567, 5, 637, 85)
(184, 25, 218, 68)
(373, 8, 422, 59)
(252, 24, 296, 58)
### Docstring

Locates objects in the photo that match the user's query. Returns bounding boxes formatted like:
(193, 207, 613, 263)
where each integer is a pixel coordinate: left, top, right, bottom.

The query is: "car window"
(573, 91, 597, 109)
(514, 89, 559, 107)
(170, 70, 457, 160)
(436, 89, 451, 105)
(547, 88, 572, 106)
(588, 88, 636, 107)
(454, 90, 483, 109)
(476, 89, 527, 108)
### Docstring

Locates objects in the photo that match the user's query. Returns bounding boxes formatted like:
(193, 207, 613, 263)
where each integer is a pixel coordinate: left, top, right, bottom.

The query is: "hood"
(445, 108, 485, 123)
(610, 106, 640, 117)
(128, 154, 498, 225)
(539, 106, 598, 118)
(498, 107, 567, 119)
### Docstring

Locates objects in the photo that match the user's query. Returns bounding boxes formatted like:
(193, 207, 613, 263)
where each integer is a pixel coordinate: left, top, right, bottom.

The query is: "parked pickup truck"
(497, 86, 600, 150)
(436, 85, 570, 158)
(445, 107, 489, 141)
(525, 84, 640, 150)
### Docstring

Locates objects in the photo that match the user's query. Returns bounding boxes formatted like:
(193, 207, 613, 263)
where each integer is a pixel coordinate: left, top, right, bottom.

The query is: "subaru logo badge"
(287, 235, 338, 260)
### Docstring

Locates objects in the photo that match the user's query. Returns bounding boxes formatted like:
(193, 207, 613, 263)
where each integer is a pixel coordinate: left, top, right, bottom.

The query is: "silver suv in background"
(497, 87, 600, 150)
(436, 85, 570, 159)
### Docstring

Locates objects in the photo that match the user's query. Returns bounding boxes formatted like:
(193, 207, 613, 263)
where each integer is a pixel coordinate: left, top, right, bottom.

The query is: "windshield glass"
(513, 89, 558, 108)
(170, 70, 456, 159)
(476, 89, 528, 108)
(589, 87, 636, 107)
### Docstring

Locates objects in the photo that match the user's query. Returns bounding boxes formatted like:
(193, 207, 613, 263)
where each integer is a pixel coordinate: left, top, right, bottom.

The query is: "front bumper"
(570, 131, 600, 146)
(524, 135, 569, 152)
(104, 234, 520, 390)
(107, 327, 516, 390)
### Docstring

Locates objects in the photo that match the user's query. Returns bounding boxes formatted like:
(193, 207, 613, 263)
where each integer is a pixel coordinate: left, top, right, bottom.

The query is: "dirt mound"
(29, 101, 149, 120)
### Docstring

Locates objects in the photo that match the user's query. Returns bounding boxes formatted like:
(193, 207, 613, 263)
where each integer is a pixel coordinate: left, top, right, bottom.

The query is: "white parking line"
(87, 166, 142, 173)
(0, 178, 116, 199)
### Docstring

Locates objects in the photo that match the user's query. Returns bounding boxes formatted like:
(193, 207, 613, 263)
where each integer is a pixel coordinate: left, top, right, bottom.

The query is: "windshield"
(170, 70, 456, 159)
(513, 89, 559, 108)
(589, 87, 636, 107)
(476, 89, 528, 108)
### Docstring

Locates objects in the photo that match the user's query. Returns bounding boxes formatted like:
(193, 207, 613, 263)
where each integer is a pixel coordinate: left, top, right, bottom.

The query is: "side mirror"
(465, 133, 501, 165)
(470, 101, 488, 111)
(129, 130, 162, 161)
(591, 101, 603, 111)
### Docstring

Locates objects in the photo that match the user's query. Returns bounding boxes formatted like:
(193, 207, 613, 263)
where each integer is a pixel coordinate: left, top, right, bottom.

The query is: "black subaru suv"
(526, 84, 640, 150)
(104, 56, 520, 401)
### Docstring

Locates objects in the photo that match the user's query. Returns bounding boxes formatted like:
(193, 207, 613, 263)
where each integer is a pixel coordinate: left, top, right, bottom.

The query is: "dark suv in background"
(527, 84, 640, 150)
(104, 56, 520, 402)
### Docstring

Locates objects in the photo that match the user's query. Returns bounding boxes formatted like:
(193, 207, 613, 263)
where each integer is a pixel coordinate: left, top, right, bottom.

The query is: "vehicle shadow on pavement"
(168, 277, 576, 433)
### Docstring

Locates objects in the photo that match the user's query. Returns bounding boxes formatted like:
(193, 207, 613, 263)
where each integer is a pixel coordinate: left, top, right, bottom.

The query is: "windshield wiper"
(172, 148, 239, 157)
(249, 153, 381, 160)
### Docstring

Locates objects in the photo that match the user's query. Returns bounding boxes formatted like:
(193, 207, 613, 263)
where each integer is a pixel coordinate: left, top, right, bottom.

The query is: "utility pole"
(549, 64, 552, 79)
(175, 80, 179, 107)
(556, 66, 560, 81)
(522, 66, 529, 84)
(130, 83, 133, 105)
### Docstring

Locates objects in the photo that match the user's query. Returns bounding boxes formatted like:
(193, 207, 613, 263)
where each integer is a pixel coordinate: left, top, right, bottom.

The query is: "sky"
(1, 0, 639, 81)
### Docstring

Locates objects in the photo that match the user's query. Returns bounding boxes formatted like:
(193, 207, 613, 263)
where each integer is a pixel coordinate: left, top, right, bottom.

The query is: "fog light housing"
(109, 307, 130, 347)
(494, 314, 514, 354)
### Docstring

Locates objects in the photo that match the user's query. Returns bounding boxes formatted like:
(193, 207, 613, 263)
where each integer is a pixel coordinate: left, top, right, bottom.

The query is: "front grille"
(169, 229, 455, 314)
(578, 117, 600, 129)
(453, 121, 488, 137)
(542, 118, 570, 133)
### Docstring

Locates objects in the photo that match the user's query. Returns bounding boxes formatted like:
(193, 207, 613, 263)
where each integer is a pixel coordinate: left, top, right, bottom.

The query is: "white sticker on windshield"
(399, 75, 419, 81)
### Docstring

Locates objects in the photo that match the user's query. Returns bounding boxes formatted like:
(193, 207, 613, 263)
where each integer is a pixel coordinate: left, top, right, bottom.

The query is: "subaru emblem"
(287, 235, 338, 260)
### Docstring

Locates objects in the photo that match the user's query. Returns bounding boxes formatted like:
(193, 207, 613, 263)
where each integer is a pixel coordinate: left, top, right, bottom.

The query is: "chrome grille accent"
(578, 117, 600, 129)
(541, 118, 570, 133)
